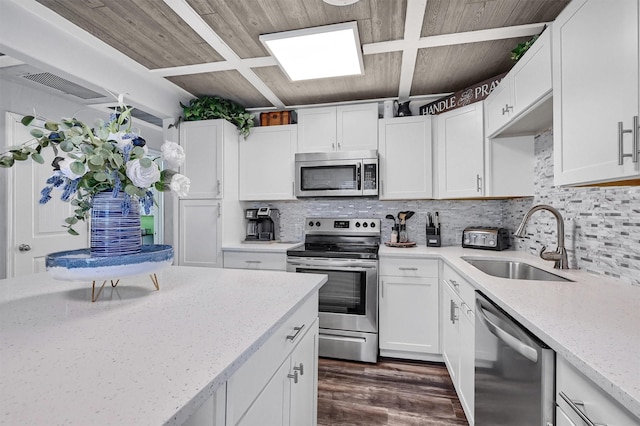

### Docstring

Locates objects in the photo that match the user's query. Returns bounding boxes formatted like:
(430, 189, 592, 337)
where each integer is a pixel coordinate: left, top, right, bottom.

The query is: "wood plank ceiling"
(33, 0, 570, 110)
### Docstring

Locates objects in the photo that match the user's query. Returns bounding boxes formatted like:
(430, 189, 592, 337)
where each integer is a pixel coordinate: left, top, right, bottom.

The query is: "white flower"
(108, 132, 131, 151)
(169, 173, 190, 197)
(58, 154, 88, 180)
(126, 159, 161, 188)
(161, 141, 185, 169)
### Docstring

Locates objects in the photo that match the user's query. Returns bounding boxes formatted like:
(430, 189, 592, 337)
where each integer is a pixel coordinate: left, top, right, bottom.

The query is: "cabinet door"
(178, 199, 221, 268)
(297, 107, 337, 152)
(378, 116, 433, 200)
(553, 0, 640, 185)
(239, 125, 297, 200)
(235, 359, 290, 426)
(379, 276, 439, 354)
(336, 103, 379, 151)
(441, 281, 460, 384)
(437, 103, 484, 198)
(484, 75, 513, 137)
(511, 28, 551, 117)
(179, 120, 224, 199)
(289, 320, 319, 426)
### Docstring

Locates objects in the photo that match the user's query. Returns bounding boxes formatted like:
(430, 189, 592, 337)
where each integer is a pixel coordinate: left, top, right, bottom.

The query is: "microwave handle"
(357, 163, 361, 190)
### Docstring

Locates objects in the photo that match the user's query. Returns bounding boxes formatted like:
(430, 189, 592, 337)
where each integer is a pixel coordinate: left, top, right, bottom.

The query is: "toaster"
(462, 227, 510, 250)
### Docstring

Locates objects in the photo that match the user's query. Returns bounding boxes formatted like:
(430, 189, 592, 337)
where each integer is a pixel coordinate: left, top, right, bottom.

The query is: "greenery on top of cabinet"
(179, 96, 255, 138)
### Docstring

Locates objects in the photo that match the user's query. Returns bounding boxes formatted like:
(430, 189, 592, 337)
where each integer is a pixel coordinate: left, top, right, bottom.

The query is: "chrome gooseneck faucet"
(514, 204, 569, 269)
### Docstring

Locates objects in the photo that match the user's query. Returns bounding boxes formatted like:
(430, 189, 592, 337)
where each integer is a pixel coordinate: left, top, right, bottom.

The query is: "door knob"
(18, 244, 32, 252)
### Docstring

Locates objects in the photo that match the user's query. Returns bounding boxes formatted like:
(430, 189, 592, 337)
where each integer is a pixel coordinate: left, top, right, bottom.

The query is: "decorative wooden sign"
(419, 72, 508, 115)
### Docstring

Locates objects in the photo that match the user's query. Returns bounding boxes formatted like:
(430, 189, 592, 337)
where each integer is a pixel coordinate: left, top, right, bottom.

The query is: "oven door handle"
(287, 260, 377, 270)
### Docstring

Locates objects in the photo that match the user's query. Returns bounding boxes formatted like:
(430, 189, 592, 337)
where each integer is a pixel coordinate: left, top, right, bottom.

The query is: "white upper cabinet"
(297, 103, 378, 152)
(553, 0, 640, 186)
(239, 125, 297, 201)
(436, 103, 485, 198)
(484, 135, 534, 197)
(485, 27, 552, 138)
(378, 116, 433, 200)
(179, 120, 233, 199)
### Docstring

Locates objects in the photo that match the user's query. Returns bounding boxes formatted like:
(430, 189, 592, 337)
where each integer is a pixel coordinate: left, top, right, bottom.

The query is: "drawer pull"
(398, 267, 418, 271)
(286, 324, 305, 342)
(558, 391, 607, 426)
(450, 279, 459, 288)
(450, 300, 458, 324)
(287, 371, 299, 384)
(293, 363, 304, 376)
(245, 260, 262, 264)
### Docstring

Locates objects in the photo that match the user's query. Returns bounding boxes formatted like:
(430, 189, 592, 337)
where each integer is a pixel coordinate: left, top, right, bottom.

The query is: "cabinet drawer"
(227, 293, 318, 422)
(223, 251, 286, 271)
(379, 258, 438, 277)
(556, 356, 639, 425)
(442, 263, 475, 308)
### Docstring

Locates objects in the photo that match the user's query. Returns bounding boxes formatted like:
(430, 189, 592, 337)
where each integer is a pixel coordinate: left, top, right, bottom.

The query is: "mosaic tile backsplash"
(247, 128, 640, 286)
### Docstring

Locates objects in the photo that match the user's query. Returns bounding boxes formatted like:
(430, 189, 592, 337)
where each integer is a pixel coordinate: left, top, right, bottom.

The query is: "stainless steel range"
(286, 218, 380, 363)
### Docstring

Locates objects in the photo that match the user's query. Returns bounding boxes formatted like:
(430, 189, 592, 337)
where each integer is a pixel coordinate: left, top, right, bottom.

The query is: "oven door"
(286, 257, 377, 333)
(295, 159, 363, 197)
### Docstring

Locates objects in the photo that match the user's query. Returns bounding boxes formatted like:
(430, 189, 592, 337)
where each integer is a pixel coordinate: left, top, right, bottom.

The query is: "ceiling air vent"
(109, 106, 163, 127)
(21, 71, 105, 100)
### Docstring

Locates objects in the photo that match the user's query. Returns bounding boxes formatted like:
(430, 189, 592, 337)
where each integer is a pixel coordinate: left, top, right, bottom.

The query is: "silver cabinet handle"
(18, 244, 31, 252)
(634, 115, 639, 163)
(558, 391, 607, 426)
(332, 142, 336, 149)
(292, 181, 295, 196)
(245, 260, 262, 264)
(476, 174, 482, 193)
(293, 363, 304, 376)
(617, 116, 639, 165)
(399, 267, 418, 271)
(381, 180, 384, 196)
(450, 279, 459, 288)
(502, 104, 513, 115)
(216, 179, 221, 196)
(217, 202, 221, 218)
(286, 324, 305, 342)
(618, 121, 633, 165)
(287, 371, 299, 384)
(450, 299, 458, 324)
(380, 279, 384, 298)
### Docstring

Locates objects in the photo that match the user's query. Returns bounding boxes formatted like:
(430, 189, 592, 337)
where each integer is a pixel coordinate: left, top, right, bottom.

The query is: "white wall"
(0, 78, 163, 278)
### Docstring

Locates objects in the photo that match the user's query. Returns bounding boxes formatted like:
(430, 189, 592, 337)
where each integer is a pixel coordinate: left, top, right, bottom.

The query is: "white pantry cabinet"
(297, 103, 378, 152)
(239, 125, 297, 201)
(378, 116, 433, 200)
(175, 119, 244, 268)
(440, 263, 475, 425)
(378, 257, 439, 361)
(485, 27, 553, 138)
(553, 0, 640, 186)
(436, 103, 485, 198)
(556, 355, 639, 426)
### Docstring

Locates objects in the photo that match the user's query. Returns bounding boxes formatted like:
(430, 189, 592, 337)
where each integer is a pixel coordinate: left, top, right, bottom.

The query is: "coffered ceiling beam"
(162, 0, 285, 109)
(396, 0, 429, 101)
(151, 57, 279, 77)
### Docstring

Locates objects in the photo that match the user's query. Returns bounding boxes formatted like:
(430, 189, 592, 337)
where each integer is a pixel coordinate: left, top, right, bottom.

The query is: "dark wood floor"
(317, 358, 468, 426)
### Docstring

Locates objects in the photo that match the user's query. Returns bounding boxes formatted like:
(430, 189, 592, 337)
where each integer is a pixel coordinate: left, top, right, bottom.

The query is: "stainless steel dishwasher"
(475, 292, 555, 426)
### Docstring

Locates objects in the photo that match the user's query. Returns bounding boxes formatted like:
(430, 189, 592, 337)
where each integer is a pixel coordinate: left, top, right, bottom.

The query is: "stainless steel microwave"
(294, 150, 378, 197)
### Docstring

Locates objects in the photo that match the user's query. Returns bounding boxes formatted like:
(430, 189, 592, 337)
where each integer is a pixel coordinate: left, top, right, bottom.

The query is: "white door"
(6, 112, 88, 277)
(178, 199, 221, 268)
(297, 107, 337, 152)
(336, 103, 379, 151)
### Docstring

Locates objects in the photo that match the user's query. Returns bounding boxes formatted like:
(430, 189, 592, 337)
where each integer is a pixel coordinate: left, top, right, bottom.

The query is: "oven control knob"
(363, 222, 368, 228)
(355, 222, 360, 227)
(370, 222, 376, 228)
(315, 221, 321, 227)
(308, 221, 314, 227)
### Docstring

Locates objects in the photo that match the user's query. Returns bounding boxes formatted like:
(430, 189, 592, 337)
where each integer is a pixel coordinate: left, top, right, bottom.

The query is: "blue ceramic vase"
(90, 191, 141, 257)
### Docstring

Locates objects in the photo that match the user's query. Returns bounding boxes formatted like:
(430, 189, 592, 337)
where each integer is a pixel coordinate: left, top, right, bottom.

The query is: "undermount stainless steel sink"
(462, 257, 573, 282)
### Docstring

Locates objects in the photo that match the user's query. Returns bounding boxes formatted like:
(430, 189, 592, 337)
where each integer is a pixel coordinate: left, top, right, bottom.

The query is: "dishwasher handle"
(476, 299, 538, 363)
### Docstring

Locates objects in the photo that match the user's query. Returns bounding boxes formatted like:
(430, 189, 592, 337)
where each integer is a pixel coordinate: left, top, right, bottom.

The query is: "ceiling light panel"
(260, 22, 364, 81)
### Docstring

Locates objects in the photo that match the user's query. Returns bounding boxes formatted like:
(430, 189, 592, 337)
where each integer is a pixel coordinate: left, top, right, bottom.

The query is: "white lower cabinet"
(440, 263, 475, 425)
(379, 257, 439, 361)
(223, 250, 288, 271)
(178, 200, 222, 268)
(556, 355, 639, 426)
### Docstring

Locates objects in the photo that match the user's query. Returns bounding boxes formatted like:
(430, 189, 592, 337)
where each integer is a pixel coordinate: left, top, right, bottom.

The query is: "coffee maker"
(244, 207, 280, 242)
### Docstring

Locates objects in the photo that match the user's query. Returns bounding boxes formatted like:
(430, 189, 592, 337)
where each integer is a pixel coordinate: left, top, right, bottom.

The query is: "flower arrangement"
(0, 99, 190, 235)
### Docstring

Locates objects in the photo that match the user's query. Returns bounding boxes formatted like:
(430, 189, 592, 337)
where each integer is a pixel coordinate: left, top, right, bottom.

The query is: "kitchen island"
(0, 266, 326, 425)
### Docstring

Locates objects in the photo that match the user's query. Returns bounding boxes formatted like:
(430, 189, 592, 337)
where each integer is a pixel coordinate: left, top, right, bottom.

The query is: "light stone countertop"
(0, 266, 326, 425)
(221, 241, 303, 253)
(379, 245, 640, 419)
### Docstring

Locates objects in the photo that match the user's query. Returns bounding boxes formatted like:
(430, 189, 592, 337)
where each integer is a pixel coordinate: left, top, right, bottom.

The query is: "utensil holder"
(426, 227, 441, 247)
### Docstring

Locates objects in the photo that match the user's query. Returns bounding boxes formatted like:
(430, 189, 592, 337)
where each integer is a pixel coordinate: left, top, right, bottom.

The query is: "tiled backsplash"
(504, 129, 640, 286)
(247, 128, 640, 286)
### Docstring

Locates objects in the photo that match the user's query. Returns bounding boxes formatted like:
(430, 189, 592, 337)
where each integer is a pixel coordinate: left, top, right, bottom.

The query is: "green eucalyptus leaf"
(111, 154, 123, 168)
(12, 151, 29, 161)
(30, 129, 44, 138)
(31, 153, 45, 164)
(44, 121, 59, 131)
(93, 172, 108, 182)
(21, 115, 35, 126)
(80, 144, 94, 155)
(131, 146, 145, 158)
(0, 156, 15, 167)
(70, 161, 85, 176)
(139, 157, 152, 168)
(67, 227, 79, 236)
(65, 217, 79, 225)
(124, 184, 137, 196)
(60, 140, 75, 152)
(89, 155, 104, 166)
